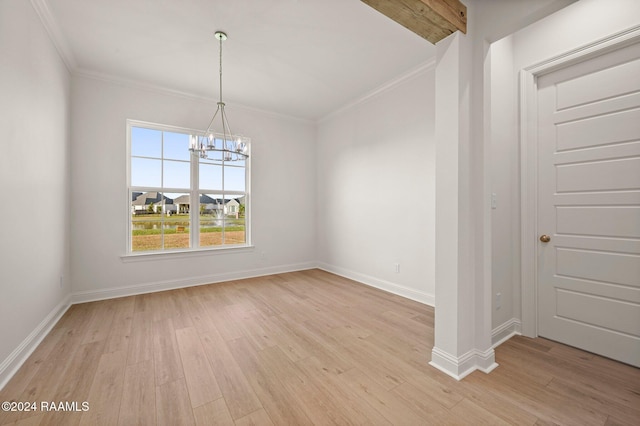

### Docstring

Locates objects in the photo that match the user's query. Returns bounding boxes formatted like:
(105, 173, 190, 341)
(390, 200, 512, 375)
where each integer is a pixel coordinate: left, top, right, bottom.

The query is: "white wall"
(488, 0, 640, 336)
(0, 0, 71, 387)
(70, 76, 317, 299)
(316, 65, 436, 305)
(489, 35, 520, 331)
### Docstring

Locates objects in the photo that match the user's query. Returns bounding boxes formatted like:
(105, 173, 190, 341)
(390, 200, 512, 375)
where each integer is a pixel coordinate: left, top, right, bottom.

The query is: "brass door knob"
(540, 235, 551, 243)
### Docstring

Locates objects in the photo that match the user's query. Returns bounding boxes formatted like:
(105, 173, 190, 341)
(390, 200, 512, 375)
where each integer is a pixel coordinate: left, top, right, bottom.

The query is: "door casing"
(519, 26, 640, 338)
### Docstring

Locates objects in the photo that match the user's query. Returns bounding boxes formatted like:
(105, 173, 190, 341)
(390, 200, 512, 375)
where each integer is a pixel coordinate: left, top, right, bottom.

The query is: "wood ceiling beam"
(360, 0, 467, 44)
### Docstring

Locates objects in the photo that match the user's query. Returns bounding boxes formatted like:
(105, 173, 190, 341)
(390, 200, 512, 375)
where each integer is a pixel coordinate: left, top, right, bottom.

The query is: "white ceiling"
(39, 0, 436, 120)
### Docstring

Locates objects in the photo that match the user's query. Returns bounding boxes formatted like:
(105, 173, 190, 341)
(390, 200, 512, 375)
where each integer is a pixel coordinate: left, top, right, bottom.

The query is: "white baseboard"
(429, 346, 498, 381)
(491, 318, 522, 349)
(72, 261, 318, 303)
(317, 262, 435, 307)
(0, 295, 71, 391)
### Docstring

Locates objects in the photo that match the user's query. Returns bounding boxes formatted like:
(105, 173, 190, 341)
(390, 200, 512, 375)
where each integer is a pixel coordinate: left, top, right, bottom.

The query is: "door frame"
(519, 25, 640, 338)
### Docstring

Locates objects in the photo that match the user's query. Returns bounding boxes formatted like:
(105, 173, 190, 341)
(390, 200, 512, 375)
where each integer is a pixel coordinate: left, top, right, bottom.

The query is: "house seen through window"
(128, 121, 249, 253)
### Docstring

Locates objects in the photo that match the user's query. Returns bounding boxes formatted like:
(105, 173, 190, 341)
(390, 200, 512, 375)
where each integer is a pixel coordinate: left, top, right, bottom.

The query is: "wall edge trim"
(317, 262, 435, 307)
(318, 58, 436, 123)
(0, 295, 72, 391)
(71, 262, 318, 304)
(429, 346, 498, 381)
(491, 318, 522, 348)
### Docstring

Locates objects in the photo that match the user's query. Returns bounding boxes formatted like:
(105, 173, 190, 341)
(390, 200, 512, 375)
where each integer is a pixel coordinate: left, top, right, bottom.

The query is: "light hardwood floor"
(1, 269, 639, 425)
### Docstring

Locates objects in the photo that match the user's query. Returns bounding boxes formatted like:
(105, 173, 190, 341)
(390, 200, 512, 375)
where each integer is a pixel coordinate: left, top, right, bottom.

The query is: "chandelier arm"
(220, 108, 228, 148)
(221, 107, 235, 141)
(204, 104, 222, 135)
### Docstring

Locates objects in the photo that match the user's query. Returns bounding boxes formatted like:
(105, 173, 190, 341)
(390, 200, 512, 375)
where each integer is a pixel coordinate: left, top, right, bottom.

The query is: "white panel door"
(537, 41, 640, 367)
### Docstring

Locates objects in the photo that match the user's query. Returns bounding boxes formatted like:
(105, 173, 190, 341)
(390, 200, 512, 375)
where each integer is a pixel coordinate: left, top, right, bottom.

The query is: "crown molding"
(30, 0, 77, 72)
(74, 68, 315, 125)
(318, 58, 436, 123)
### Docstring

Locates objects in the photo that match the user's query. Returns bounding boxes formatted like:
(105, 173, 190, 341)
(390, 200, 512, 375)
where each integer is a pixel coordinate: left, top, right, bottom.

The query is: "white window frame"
(124, 119, 251, 258)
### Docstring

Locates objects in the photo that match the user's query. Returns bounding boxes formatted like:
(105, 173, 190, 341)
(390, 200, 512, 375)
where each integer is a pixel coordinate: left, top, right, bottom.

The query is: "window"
(128, 121, 250, 253)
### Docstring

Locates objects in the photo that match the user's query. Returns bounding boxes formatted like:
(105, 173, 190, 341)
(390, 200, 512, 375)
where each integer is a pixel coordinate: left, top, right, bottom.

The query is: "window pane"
(128, 123, 249, 253)
(224, 165, 245, 191)
(163, 160, 190, 189)
(131, 200, 163, 251)
(162, 192, 189, 249)
(163, 131, 191, 161)
(131, 158, 161, 187)
(131, 127, 161, 158)
(199, 163, 222, 190)
(199, 193, 224, 247)
(132, 223, 163, 251)
(224, 218, 246, 245)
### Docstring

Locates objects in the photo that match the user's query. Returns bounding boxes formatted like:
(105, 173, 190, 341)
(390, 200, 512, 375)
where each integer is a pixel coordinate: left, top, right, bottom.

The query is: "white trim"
(318, 59, 436, 123)
(75, 70, 314, 125)
(72, 262, 317, 304)
(29, 0, 77, 71)
(121, 245, 255, 263)
(519, 25, 640, 339)
(0, 295, 72, 391)
(317, 262, 435, 307)
(519, 66, 539, 338)
(524, 25, 640, 77)
(491, 318, 522, 348)
(126, 119, 252, 255)
(429, 346, 498, 381)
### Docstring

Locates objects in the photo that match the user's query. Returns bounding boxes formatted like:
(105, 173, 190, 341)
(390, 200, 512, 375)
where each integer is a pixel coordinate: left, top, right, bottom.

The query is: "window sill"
(120, 245, 254, 263)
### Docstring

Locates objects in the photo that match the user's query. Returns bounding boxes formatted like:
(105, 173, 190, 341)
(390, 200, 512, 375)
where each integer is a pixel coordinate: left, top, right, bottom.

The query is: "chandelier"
(189, 31, 249, 161)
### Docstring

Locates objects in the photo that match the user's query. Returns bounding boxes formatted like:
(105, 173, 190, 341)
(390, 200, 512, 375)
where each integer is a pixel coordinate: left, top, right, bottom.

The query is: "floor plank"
(79, 350, 126, 426)
(233, 409, 274, 426)
(126, 311, 153, 366)
(155, 378, 195, 426)
(152, 318, 183, 386)
(118, 360, 155, 426)
(175, 327, 222, 408)
(104, 297, 134, 354)
(199, 329, 262, 420)
(192, 398, 234, 426)
(226, 337, 313, 425)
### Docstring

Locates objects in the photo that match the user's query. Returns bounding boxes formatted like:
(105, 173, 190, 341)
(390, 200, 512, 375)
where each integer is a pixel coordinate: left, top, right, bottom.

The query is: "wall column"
(430, 30, 496, 380)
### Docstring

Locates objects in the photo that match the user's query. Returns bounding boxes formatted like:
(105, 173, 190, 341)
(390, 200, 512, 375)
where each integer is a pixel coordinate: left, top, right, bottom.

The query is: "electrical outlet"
(495, 292, 502, 310)
(394, 263, 400, 273)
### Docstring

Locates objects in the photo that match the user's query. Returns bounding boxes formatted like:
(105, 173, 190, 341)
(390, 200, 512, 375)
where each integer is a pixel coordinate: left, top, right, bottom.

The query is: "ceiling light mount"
(189, 30, 248, 162)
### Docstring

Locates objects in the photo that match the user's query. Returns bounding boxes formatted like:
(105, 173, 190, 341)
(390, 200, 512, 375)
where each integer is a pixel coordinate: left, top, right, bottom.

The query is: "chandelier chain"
(219, 32, 223, 105)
